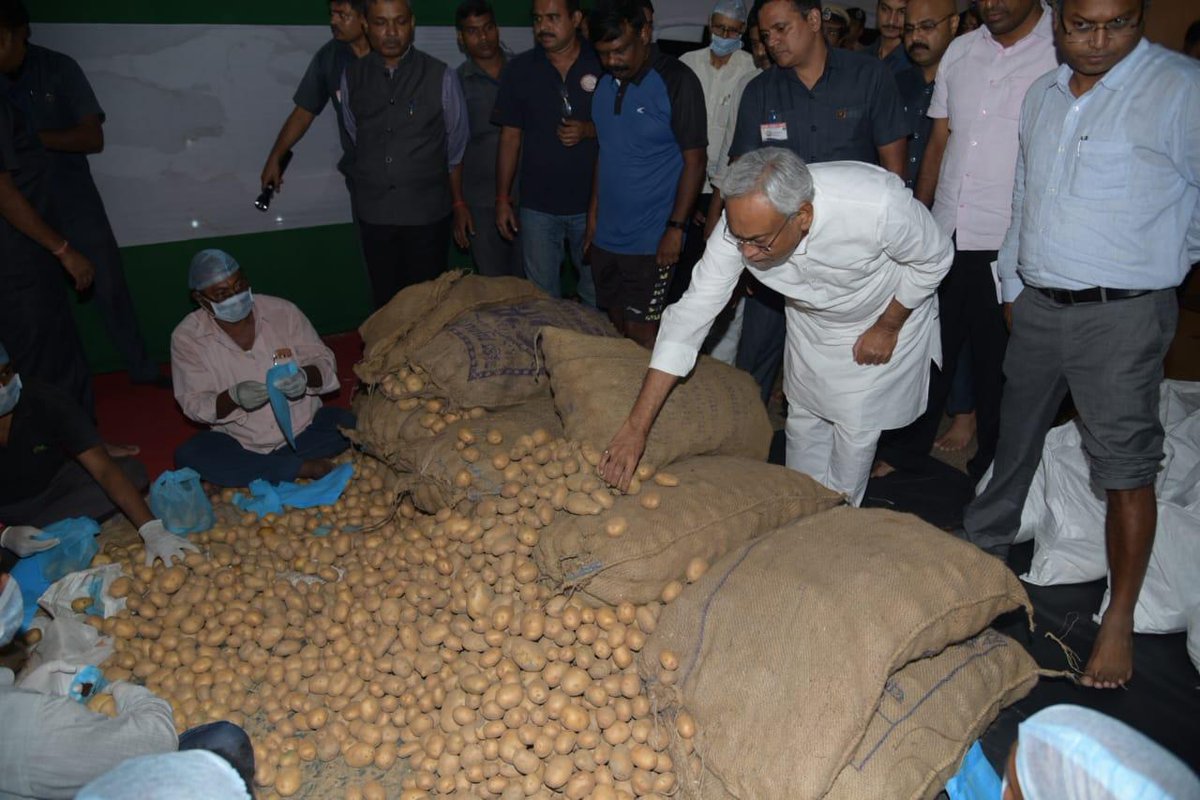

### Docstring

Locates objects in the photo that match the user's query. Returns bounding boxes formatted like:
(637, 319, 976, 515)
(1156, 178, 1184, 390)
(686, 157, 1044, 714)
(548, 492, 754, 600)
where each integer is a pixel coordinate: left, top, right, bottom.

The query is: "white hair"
(719, 148, 815, 216)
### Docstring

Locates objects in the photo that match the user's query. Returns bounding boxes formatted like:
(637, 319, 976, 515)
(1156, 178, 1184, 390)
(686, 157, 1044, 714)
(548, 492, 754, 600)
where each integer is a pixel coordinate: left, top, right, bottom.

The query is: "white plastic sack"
(1187, 604, 1200, 677)
(37, 563, 127, 621)
(18, 616, 114, 681)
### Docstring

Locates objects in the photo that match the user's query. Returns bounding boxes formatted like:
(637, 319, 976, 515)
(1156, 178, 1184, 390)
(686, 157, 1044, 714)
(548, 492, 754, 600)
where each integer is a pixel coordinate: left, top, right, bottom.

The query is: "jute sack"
(639, 507, 1032, 800)
(535, 456, 843, 605)
(823, 629, 1038, 800)
(356, 271, 544, 387)
(540, 327, 772, 470)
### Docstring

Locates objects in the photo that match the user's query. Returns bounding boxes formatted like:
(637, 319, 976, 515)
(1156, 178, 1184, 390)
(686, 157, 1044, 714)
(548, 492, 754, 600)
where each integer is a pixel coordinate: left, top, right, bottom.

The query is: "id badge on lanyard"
(760, 108, 788, 142)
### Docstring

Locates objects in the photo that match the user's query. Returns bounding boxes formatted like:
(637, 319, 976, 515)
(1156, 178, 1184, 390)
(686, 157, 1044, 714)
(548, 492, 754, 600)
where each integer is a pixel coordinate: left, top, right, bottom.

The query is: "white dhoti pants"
(785, 406, 881, 506)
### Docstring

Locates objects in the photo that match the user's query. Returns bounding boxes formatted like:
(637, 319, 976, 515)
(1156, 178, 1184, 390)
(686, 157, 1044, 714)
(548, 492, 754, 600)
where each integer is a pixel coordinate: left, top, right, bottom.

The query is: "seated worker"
(0, 562, 255, 799)
(172, 249, 355, 487)
(0, 343, 194, 567)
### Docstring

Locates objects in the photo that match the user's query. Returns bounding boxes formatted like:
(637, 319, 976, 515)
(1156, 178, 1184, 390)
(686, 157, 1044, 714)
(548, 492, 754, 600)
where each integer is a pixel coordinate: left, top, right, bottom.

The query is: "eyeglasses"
(902, 13, 956, 34)
(1058, 11, 1142, 39)
(204, 276, 251, 303)
(711, 22, 746, 37)
(723, 213, 798, 254)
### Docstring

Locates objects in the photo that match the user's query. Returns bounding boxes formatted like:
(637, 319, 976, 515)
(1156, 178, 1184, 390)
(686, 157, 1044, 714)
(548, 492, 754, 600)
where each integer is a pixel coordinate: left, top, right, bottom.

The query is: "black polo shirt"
(458, 56, 508, 210)
(491, 40, 602, 216)
(895, 66, 935, 189)
(0, 379, 100, 505)
(0, 95, 51, 278)
(870, 38, 913, 75)
(293, 38, 360, 175)
(729, 47, 908, 167)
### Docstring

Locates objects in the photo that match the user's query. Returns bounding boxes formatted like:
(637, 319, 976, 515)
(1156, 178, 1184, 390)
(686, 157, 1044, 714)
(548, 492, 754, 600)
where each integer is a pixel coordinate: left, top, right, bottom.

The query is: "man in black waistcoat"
(342, 0, 471, 308)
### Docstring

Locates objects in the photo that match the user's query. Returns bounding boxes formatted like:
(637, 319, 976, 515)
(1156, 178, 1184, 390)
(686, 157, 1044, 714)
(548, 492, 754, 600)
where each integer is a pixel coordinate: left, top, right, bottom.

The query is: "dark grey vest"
(347, 48, 450, 226)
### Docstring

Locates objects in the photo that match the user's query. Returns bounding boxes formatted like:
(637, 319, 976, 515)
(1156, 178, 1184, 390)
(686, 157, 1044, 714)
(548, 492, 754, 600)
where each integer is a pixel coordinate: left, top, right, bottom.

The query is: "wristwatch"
(665, 220, 687, 231)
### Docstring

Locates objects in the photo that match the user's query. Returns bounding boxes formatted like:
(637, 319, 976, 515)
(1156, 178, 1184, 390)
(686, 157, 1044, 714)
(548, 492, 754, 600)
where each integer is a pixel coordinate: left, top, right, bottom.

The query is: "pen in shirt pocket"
(1076, 134, 1088, 156)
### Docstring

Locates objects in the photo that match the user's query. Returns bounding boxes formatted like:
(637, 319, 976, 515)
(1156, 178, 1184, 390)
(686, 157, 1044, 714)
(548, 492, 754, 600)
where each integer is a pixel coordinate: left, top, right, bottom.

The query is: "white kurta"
(679, 48, 760, 193)
(651, 161, 953, 432)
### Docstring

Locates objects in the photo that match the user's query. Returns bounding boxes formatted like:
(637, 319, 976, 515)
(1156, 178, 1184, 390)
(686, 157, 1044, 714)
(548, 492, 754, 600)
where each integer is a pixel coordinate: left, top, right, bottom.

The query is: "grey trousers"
(963, 288, 1178, 555)
(0, 457, 149, 528)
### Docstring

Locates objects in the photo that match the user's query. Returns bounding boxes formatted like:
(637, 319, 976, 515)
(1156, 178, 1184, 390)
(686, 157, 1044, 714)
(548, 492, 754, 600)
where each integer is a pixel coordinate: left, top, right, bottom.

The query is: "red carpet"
(94, 332, 363, 480)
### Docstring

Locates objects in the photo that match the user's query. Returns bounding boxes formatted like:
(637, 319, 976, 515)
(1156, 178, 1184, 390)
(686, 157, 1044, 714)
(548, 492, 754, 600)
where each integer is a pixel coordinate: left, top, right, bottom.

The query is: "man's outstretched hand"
(598, 420, 648, 493)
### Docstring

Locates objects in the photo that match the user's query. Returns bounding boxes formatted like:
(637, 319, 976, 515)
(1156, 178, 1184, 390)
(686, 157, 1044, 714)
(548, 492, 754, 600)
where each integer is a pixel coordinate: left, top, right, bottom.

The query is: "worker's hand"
(1, 525, 60, 557)
(691, 208, 707, 228)
(598, 420, 648, 494)
(496, 203, 520, 241)
(583, 217, 597, 263)
(261, 156, 284, 193)
(229, 380, 270, 410)
(852, 321, 900, 366)
(557, 119, 594, 147)
(453, 204, 475, 250)
(59, 247, 95, 292)
(1003, 302, 1013, 332)
(272, 370, 308, 401)
(138, 520, 199, 567)
(656, 228, 684, 269)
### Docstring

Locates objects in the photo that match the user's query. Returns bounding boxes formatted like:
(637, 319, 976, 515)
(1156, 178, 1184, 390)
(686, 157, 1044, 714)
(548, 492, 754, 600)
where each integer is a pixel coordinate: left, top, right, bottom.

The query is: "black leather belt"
(1035, 286, 1151, 305)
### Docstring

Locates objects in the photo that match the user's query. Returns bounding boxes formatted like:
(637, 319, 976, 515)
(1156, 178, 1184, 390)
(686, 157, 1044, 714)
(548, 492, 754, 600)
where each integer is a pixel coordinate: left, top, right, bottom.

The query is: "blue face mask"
(208, 289, 254, 323)
(0, 576, 23, 647)
(711, 34, 743, 57)
(0, 372, 21, 417)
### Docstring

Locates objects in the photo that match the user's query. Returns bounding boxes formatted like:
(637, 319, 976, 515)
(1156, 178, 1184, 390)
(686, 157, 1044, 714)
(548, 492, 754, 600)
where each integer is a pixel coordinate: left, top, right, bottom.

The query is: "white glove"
(229, 380, 269, 410)
(272, 369, 309, 400)
(138, 520, 199, 567)
(1, 525, 60, 557)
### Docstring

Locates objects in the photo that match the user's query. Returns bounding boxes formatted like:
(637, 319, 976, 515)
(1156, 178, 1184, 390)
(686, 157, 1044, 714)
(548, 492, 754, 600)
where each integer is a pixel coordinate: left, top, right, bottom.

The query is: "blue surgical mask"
(0, 372, 21, 417)
(209, 289, 254, 323)
(0, 576, 23, 647)
(711, 34, 743, 57)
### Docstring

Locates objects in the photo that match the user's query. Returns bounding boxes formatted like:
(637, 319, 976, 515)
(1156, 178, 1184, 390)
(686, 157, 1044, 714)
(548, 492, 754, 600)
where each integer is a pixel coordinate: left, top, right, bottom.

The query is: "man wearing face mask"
(0, 342, 195, 568)
(171, 250, 354, 488)
(598, 148, 952, 506)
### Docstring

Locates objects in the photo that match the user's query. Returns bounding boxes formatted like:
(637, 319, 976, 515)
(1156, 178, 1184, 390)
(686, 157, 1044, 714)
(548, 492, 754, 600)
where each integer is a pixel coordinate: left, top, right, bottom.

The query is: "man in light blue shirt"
(962, 0, 1200, 692)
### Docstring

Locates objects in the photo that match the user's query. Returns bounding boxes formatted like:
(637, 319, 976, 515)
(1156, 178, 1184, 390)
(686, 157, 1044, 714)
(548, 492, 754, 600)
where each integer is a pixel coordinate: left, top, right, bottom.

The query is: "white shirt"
(651, 162, 953, 431)
(0, 674, 177, 799)
(928, 7, 1057, 250)
(680, 48, 760, 193)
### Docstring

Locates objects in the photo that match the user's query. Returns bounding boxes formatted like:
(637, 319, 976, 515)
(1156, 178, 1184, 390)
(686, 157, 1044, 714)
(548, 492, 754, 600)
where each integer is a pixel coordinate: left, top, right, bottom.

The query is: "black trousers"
(666, 192, 712, 307)
(359, 214, 452, 309)
(878, 248, 1007, 480)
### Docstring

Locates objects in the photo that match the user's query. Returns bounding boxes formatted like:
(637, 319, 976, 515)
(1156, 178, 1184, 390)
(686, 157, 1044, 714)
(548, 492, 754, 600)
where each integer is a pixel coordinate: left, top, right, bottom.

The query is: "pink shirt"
(171, 295, 339, 454)
(928, 7, 1057, 250)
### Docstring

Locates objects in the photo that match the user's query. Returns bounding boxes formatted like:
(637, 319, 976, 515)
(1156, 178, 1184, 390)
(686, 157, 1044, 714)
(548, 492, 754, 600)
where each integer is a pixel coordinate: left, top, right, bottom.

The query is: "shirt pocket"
(1070, 140, 1132, 200)
(829, 104, 869, 154)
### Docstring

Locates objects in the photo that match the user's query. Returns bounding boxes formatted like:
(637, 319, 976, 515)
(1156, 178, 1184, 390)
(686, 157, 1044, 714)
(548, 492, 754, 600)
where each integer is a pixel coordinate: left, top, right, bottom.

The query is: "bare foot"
(106, 442, 141, 458)
(297, 458, 335, 481)
(934, 411, 977, 452)
(870, 459, 895, 479)
(1080, 613, 1134, 689)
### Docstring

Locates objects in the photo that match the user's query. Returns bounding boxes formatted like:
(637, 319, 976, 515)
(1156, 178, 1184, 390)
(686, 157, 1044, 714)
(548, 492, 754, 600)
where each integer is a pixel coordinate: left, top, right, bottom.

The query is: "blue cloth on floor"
(266, 362, 300, 449)
(946, 740, 1002, 800)
(10, 517, 101, 631)
(232, 462, 354, 516)
(149, 468, 215, 535)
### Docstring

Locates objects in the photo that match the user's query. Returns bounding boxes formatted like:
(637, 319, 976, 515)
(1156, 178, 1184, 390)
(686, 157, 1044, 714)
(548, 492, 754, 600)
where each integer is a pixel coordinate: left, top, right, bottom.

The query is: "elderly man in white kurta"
(599, 148, 952, 505)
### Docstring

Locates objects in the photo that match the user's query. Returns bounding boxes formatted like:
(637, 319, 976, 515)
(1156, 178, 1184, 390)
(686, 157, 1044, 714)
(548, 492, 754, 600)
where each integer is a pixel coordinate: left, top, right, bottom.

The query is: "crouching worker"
(0, 343, 194, 566)
(0, 564, 255, 799)
(171, 249, 355, 487)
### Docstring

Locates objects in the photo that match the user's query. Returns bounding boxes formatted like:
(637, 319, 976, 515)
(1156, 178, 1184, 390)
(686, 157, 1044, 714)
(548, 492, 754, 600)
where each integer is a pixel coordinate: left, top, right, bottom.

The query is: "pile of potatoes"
(84, 424, 706, 800)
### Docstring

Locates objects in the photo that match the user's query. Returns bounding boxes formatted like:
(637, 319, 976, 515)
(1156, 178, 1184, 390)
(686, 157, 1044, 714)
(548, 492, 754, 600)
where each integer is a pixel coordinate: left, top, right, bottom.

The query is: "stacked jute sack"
(637, 507, 1041, 800)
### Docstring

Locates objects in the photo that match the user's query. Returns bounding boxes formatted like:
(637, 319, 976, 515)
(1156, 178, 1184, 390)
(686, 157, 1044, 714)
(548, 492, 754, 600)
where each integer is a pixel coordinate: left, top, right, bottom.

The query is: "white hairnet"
(711, 0, 748, 22)
(188, 249, 241, 291)
(76, 750, 251, 800)
(1016, 705, 1200, 800)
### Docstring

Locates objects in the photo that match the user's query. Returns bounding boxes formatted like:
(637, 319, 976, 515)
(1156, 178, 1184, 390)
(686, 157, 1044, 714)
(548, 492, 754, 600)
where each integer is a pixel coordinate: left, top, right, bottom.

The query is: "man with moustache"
(341, 0, 470, 308)
(260, 1, 369, 203)
(494, 0, 602, 304)
(877, 0, 1056, 481)
(871, 0, 913, 73)
(895, 0, 957, 189)
(964, 0, 1200, 689)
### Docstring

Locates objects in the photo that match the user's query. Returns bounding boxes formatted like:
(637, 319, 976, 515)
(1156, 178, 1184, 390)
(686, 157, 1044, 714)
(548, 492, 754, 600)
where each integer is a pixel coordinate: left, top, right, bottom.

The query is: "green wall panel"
(29, 0, 534, 26)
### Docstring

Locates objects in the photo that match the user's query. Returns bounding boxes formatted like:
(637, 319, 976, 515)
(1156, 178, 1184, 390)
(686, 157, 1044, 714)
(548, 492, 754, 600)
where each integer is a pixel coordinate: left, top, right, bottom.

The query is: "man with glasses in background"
(895, 0, 957, 189)
(961, 0, 1200, 690)
(597, 148, 952, 506)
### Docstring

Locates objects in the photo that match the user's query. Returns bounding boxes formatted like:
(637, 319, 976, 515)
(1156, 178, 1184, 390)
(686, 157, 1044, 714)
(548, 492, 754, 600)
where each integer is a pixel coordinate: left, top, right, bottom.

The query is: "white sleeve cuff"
(648, 340, 700, 378)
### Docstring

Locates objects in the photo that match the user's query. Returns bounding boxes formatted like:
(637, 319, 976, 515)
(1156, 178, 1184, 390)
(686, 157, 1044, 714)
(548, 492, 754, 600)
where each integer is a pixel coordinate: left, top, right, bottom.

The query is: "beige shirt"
(171, 295, 339, 453)
(680, 47, 760, 193)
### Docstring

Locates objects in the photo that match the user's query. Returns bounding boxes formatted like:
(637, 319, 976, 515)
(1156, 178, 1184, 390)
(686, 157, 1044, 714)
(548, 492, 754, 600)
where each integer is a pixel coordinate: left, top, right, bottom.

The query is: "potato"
(108, 577, 132, 599)
(639, 491, 662, 510)
(274, 765, 302, 797)
(344, 742, 376, 768)
(653, 472, 680, 487)
(685, 557, 709, 583)
(155, 566, 187, 594)
(604, 517, 628, 538)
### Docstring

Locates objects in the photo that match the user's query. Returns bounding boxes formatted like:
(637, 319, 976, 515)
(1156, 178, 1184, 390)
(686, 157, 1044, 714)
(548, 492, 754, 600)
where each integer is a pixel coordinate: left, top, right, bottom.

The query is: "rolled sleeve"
(170, 326, 247, 427)
(293, 50, 331, 115)
(443, 69, 469, 169)
(58, 54, 105, 122)
(491, 66, 523, 128)
(880, 177, 954, 308)
(928, 56, 950, 119)
(650, 217, 744, 376)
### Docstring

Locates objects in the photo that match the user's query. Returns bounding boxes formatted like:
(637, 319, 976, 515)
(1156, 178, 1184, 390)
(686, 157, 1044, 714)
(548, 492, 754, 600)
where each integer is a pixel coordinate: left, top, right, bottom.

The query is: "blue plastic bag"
(148, 468, 214, 535)
(266, 361, 300, 449)
(233, 462, 355, 517)
(946, 740, 1002, 800)
(10, 517, 100, 632)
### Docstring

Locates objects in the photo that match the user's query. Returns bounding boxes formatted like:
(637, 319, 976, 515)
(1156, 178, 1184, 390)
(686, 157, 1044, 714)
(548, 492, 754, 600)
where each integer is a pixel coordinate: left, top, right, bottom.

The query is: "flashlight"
(255, 150, 294, 212)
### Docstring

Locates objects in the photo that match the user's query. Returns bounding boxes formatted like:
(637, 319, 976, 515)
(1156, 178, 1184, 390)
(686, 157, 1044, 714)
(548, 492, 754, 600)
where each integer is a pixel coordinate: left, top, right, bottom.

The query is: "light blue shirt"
(998, 40, 1200, 302)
